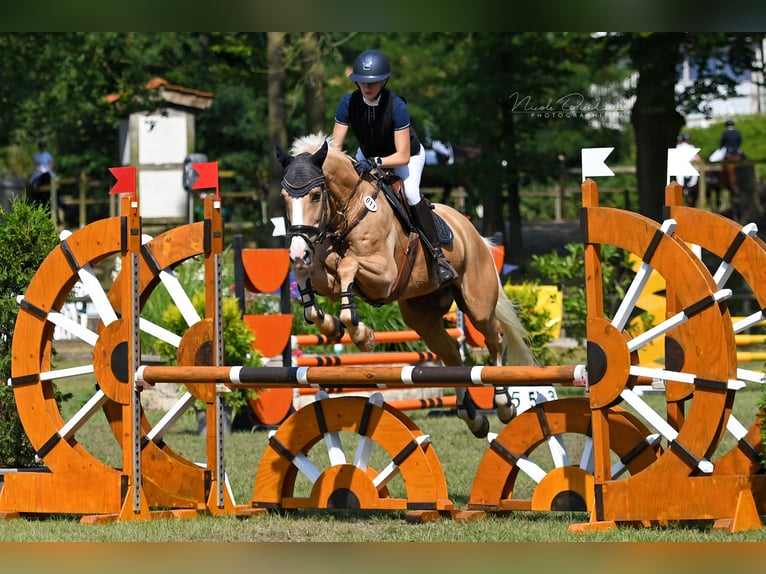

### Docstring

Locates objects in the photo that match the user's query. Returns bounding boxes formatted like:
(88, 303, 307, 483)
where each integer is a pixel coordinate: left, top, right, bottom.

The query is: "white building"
(108, 77, 213, 222)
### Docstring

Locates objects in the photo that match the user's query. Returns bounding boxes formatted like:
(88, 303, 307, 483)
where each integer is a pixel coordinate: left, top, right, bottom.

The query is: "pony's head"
(276, 133, 358, 269)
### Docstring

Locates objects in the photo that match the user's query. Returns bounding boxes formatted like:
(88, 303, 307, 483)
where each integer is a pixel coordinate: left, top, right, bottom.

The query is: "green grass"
(1, 348, 765, 543)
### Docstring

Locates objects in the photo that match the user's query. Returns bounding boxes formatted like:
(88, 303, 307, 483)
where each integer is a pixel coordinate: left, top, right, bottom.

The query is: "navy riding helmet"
(348, 50, 391, 83)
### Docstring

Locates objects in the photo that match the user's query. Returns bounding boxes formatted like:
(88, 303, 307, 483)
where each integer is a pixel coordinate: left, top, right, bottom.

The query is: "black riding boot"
(411, 199, 458, 288)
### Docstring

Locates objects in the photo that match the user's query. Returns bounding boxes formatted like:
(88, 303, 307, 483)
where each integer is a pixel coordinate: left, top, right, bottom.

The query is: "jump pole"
(293, 328, 463, 347)
(135, 363, 587, 389)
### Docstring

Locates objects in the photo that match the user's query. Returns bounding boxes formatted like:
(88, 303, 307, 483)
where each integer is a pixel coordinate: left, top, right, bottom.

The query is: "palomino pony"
(275, 133, 535, 438)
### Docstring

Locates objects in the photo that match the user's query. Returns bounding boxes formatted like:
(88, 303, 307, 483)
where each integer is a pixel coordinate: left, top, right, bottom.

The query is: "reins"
(328, 173, 381, 252)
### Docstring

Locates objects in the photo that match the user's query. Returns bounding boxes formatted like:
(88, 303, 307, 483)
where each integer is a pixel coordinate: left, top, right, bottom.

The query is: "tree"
(630, 33, 686, 222)
(448, 33, 627, 267)
(302, 32, 326, 135)
(267, 32, 288, 246)
(600, 32, 764, 222)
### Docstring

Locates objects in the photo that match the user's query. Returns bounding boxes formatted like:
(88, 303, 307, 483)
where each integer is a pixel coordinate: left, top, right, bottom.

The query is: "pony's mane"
(290, 132, 340, 156)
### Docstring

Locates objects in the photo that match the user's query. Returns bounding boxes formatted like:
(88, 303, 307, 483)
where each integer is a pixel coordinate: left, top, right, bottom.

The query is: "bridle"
(282, 159, 378, 257)
(282, 171, 330, 252)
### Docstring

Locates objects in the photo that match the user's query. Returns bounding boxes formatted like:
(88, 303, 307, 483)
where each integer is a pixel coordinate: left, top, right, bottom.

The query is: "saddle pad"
(434, 213, 454, 245)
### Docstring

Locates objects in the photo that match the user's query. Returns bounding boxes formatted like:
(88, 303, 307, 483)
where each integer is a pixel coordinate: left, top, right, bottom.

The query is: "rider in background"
(331, 49, 458, 288)
(28, 139, 56, 206)
(720, 119, 744, 160)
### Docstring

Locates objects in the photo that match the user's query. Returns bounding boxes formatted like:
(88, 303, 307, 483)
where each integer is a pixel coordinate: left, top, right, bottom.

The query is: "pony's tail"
(495, 273, 537, 366)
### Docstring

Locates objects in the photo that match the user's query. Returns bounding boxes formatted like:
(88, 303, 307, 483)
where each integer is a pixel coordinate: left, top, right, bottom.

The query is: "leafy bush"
(0, 197, 64, 467)
(529, 242, 650, 343)
(139, 247, 261, 419)
(503, 282, 565, 366)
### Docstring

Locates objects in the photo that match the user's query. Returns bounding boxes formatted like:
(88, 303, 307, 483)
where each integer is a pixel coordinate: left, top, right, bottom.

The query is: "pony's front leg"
(493, 387, 518, 424)
(489, 350, 517, 424)
(295, 274, 345, 343)
(336, 256, 375, 352)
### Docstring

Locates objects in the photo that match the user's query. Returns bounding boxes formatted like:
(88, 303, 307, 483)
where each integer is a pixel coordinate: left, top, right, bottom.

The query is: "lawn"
(1, 344, 766, 546)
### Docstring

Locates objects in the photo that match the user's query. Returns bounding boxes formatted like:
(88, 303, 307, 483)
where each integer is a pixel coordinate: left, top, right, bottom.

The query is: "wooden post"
(49, 176, 58, 225)
(79, 171, 87, 228)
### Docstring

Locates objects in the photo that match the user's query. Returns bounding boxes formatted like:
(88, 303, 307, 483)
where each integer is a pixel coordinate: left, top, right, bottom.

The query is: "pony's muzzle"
(289, 236, 313, 268)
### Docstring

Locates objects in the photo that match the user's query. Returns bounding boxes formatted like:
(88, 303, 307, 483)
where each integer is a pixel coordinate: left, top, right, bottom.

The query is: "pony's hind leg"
(455, 388, 490, 438)
(471, 317, 517, 425)
(454, 279, 528, 425)
(399, 295, 490, 439)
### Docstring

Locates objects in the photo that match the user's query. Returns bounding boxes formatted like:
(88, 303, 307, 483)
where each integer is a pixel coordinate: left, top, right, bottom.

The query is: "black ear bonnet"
(276, 141, 328, 198)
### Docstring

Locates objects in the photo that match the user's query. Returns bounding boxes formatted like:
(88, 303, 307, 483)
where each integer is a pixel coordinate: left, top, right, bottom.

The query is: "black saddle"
(376, 173, 454, 245)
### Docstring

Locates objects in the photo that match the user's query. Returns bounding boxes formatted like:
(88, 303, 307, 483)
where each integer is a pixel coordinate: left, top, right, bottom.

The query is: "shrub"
(152, 276, 262, 420)
(503, 281, 565, 366)
(0, 197, 63, 467)
(529, 242, 649, 343)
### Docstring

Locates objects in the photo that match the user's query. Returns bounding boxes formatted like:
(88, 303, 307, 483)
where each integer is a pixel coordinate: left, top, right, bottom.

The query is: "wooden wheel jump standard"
(248, 392, 454, 520)
(104, 195, 236, 517)
(663, 183, 766, 509)
(0, 195, 232, 520)
(2, 197, 147, 519)
(466, 397, 660, 514)
(572, 178, 761, 533)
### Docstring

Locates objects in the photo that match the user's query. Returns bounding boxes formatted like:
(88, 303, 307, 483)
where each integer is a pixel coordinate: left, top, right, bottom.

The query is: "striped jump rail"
(136, 364, 587, 389)
(293, 327, 463, 347)
(295, 350, 440, 367)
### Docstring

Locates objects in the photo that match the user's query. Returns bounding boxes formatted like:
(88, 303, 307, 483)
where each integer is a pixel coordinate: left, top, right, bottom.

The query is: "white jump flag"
(666, 146, 700, 185)
(271, 216, 286, 237)
(581, 147, 615, 182)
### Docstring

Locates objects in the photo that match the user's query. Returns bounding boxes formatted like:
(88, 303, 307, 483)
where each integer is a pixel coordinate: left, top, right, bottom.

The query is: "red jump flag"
(192, 161, 219, 200)
(109, 166, 137, 197)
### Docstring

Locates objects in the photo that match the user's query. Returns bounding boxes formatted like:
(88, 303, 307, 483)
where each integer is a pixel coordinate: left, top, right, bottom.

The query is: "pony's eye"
(311, 189, 322, 202)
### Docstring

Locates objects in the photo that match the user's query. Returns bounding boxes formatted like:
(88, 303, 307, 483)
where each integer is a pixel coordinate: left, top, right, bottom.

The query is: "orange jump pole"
(294, 328, 462, 347)
(295, 350, 440, 367)
(385, 395, 458, 411)
(295, 388, 458, 411)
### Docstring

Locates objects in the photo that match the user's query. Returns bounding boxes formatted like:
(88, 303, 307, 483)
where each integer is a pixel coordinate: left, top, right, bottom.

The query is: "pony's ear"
(275, 144, 292, 168)
(311, 140, 329, 168)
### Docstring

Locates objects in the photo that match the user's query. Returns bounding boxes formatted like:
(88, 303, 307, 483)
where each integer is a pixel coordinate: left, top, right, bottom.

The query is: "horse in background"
(276, 133, 535, 438)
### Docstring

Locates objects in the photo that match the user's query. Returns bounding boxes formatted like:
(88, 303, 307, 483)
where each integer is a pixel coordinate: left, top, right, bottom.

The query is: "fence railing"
(523, 160, 764, 221)
(30, 159, 765, 229)
(33, 170, 263, 230)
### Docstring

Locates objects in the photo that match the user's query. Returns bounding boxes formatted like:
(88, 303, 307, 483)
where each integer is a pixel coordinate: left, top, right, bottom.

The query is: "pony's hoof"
(470, 416, 490, 439)
(496, 403, 517, 424)
(458, 410, 490, 439)
(494, 388, 517, 424)
(355, 327, 375, 352)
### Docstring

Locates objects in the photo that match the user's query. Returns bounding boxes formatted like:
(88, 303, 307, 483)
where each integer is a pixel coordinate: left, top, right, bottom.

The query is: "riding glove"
(355, 157, 376, 174)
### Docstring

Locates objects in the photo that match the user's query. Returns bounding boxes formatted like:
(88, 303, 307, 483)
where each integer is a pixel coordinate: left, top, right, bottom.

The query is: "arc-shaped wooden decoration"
(242, 249, 291, 293)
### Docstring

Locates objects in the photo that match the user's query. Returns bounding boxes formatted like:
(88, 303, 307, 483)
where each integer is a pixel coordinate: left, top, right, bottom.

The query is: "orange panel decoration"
(242, 249, 291, 293)
(244, 313, 294, 358)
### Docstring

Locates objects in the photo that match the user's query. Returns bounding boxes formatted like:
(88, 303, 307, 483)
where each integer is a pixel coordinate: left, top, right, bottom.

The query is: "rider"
(720, 118, 743, 158)
(331, 49, 458, 288)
